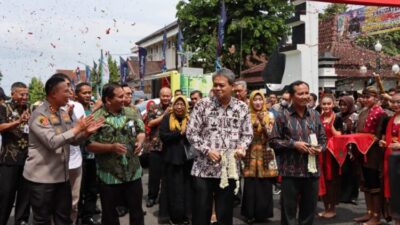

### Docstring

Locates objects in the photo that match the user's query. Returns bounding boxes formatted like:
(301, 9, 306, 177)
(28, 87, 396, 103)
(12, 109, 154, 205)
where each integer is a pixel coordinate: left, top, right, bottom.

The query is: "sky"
(0, 0, 330, 95)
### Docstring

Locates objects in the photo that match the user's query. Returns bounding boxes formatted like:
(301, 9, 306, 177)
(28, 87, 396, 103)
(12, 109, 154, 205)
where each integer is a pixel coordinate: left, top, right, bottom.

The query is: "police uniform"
(23, 100, 84, 225)
(0, 100, 30, 225)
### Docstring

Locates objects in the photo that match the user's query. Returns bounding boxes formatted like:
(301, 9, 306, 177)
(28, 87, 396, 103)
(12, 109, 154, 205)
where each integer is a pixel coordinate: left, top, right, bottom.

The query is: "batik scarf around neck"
(169, 96, 189, 132)
(249, 90, 270, 133)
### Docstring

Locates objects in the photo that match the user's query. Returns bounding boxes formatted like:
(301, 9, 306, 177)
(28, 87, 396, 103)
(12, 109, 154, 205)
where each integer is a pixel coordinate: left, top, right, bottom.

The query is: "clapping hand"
(19, 110, 30, 124)
(257, 112, 264, 122)
(66, 104, 75, 117)
(86, 117, 105, 134)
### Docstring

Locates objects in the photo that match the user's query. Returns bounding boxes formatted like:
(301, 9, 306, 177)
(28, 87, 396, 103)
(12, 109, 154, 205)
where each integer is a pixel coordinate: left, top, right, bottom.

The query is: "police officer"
(23, 75, 103, 225)
(0, 82, 30, 225)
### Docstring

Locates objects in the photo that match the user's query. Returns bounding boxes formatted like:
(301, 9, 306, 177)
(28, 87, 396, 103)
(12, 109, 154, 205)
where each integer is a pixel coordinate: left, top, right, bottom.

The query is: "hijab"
(249, 90, 270, 133)
(169, 96, 189, 132)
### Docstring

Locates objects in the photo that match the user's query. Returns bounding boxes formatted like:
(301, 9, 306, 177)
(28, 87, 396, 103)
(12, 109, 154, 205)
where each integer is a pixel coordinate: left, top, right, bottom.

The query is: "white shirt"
(67, 100, 85, 169)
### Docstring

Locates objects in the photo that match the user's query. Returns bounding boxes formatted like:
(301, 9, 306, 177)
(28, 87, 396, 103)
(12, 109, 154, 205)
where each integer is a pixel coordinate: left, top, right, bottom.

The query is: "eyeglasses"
(390, 100, 400, 105)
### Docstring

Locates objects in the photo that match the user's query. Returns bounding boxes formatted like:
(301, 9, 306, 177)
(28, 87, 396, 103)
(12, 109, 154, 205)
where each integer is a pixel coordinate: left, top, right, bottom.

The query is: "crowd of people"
(0, 68, 399, 225)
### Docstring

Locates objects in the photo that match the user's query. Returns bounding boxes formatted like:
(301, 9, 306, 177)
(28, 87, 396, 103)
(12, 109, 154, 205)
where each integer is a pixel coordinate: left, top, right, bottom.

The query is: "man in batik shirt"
(187, 68, 253, 225)
(269, 81, 326, 225)
(145, 87, 172, 208)
(87, 83, 145, 225)
(0, 82, 30, 225)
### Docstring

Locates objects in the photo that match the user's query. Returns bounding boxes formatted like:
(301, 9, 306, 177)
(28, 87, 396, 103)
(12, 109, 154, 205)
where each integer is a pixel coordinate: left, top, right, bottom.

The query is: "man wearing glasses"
(0, 82, 31, 225)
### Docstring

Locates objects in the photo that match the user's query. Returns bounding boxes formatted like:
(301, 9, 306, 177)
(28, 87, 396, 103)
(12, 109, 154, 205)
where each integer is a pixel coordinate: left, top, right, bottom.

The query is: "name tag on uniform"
(23, 124, 29, 134)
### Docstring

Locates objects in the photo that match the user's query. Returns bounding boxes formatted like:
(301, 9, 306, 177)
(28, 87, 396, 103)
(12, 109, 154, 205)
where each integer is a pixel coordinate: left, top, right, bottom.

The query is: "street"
(9, 168, 393, 225)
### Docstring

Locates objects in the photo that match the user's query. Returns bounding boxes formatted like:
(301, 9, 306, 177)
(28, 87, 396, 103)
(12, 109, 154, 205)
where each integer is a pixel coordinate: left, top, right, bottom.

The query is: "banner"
(119, 57, 128, 84)
(337, 6, 400, 38)
(177, 28, 185, 67)
(138, 47, 147, 90)
(215, 0, 227, 71)
(171, 73, 213, 97)
(310, 0, 400, 7)
(162, 29, 167, 72)
(76, 67, 81, 82)
(85, 65, 91, 83)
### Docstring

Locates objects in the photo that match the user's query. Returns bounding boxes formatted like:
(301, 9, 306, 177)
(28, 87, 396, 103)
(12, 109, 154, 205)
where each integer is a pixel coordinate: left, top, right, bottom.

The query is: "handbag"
(183, 142, 198, 160)
(266, 147, 279, 177)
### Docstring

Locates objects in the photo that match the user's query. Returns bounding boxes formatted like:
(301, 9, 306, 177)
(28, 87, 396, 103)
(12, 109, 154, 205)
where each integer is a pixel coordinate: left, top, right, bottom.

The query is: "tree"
(28, 77, 45, 104)
(0, 70, 3, 85)
(107, 55, 120, 83)
(355, 31, 400, 57)
(176, 0, 293, 73)
(319, 3, 348, 21)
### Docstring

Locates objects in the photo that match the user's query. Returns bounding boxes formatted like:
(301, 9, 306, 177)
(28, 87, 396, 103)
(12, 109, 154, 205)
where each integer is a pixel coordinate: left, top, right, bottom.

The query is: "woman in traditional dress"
(337, 96, 359, 204)
(241, 90, 277, 224)
(318, 94, 343, 219)
(159, 96, 192, 225)
(380, 91, 400, 225)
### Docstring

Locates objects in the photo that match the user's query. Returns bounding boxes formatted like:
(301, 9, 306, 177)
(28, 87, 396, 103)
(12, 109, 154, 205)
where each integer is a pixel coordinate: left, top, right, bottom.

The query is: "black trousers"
(28, 180, 72, 225)
(148, 151, 164, 200)
(99, 179, 144, 225)
(192, 177, 235, 225)
(78, 159, 98, 220)
(0, 165, 30, 225)
(281, 177, 319, 225)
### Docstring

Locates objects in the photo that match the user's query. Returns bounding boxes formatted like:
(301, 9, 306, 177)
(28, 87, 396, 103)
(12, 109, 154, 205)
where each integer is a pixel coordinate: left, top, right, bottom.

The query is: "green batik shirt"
(88, 106, 145, 184)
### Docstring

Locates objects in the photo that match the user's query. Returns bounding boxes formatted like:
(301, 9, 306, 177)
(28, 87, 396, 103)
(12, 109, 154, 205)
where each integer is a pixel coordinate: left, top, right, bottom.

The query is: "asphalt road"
(8, 169, 394, 225)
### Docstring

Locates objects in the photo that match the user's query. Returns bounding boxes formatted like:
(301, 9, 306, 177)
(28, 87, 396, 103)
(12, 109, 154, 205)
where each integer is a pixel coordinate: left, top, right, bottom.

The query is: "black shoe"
(18, 222, 29, 225)
(146, 198, 155, 208)
(183, 218, 190, 225)
(246, 218, 255, 224)
(81, 217, 100, 225)
(116, 206, 128, 217)
(95, 207, 101, 215)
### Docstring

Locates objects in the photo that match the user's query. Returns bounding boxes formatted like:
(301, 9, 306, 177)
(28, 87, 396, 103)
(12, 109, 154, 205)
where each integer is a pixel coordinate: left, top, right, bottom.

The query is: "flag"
(98, 49, 110, 93)
(98, 49, 104, 87)
(138, 47, 147, 91)
(215, 0, 227, 71)
(93, 60, 98, 71)
(119, 56, 128, 84)
(76, 67, 81, 82)
(85, 65, 91, 82)
(102, 60, 109, 85)
(161, 28, 167, 72)
(177, 28, 185, 67)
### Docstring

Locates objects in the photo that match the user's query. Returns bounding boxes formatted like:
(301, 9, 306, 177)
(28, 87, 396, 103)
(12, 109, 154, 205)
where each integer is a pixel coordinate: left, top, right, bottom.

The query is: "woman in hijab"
(337, 96, 360, 205)
(159, 96, 192, 225)
(241, 90, 277, 224)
